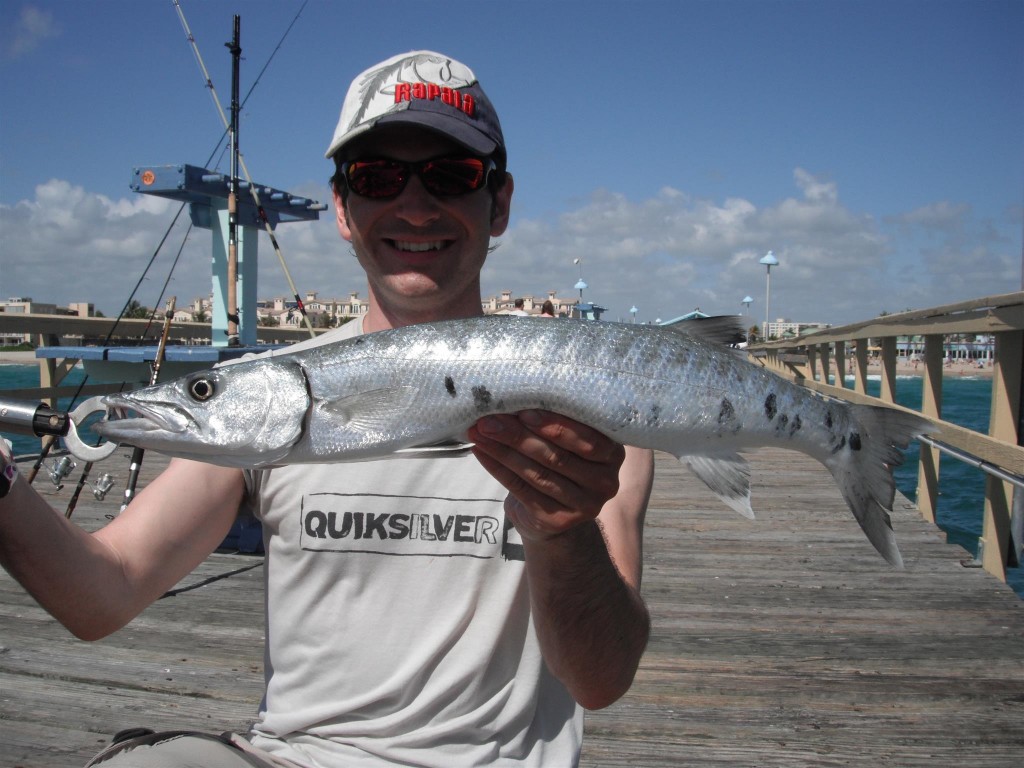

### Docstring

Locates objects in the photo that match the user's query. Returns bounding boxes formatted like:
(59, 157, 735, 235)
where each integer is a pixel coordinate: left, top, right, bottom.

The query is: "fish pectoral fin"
(681, 452, 755, 519)
(318, 386, 420, 432)
(394, 440, 476, 458)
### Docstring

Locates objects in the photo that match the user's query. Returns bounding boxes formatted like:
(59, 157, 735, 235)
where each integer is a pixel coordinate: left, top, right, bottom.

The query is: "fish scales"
(94, 316, 933, 566)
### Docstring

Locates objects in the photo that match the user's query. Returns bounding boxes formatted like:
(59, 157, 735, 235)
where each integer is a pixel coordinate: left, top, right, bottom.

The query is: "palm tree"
(124, 300, 151, 319)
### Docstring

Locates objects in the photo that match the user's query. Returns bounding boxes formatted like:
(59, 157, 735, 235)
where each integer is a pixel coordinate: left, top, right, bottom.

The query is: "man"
(0, 51, 653, 767)
(510, 298, 530, 315)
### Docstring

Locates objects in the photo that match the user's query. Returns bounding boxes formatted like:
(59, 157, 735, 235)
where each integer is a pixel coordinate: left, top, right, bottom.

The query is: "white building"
(0, 297, 94, 345)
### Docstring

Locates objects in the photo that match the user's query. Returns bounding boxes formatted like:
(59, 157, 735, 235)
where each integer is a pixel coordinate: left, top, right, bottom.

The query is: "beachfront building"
(898, 334, 995, 365)
(763, 318, 830, 341)
(482, 290, 579, 317)
(0, 297, 96, 345)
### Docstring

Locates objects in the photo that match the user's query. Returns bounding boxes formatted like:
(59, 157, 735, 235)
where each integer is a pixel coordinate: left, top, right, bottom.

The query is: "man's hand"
(468, 410, 626, 540)
(469, 409, 652, 709)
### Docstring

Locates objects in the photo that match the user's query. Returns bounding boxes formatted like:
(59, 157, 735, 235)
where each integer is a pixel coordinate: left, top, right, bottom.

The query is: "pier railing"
(0, 312, 323, 403)
(748, 291, 1023, 582)
(4, 300, 1022, 582)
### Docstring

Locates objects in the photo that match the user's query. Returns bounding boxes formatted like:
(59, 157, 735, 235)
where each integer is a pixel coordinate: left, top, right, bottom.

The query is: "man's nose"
(394, 175, 441, 225)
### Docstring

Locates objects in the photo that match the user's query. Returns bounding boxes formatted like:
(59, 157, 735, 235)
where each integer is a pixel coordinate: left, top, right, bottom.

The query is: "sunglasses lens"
(344, 157, 492, 199)
(345, 160, 407, 198)
(420, 158, 488, 196)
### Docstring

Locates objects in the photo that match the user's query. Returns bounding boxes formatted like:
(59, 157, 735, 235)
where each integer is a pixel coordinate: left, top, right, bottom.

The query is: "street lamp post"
(758, 250, 779, 339)
(573, 258, 587, 302)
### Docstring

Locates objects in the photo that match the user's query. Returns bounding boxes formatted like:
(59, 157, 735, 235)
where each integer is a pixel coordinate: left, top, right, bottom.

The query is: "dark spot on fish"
(472, 385, 493, 411)
(849, 432, 862, 451)
(764, 392, 777, 420)
(777, 414, 789, 431)
(717, 397, 735, 425)
(831, 435, 847, 454)
(354, 337, 366, 345)
(825, 410, 834, 429)
(444, 376, 457, 397)
(789, 414, 802, 435)
(648, 404, 662, 426)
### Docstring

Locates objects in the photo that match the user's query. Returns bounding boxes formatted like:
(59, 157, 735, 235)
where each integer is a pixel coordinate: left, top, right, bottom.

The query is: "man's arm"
(0, 457, 244, 640)
(469, 411, 653, 710)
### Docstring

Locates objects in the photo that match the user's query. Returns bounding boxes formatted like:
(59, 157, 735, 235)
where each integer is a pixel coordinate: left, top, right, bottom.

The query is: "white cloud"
(0, 172, 1016, 326)
(2, 5, 59, 60)
(493, 169, 1014, 324)
(0, 178, 356, 316)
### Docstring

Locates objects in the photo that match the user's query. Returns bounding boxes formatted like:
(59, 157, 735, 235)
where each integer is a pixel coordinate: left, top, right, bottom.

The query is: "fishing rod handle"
(0, 398, 69, 437)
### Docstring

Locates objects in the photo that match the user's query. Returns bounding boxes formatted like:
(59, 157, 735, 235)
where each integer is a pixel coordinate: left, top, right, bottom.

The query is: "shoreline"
(0, 350, 37, 364)
(862, 359, 994, 379)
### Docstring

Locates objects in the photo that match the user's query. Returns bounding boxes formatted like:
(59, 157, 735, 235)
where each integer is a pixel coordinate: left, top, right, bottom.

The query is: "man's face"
(334, 125, 513, 324)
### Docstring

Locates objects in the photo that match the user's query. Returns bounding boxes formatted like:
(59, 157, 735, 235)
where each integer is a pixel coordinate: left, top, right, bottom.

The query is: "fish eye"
(188, 377, 216, 402)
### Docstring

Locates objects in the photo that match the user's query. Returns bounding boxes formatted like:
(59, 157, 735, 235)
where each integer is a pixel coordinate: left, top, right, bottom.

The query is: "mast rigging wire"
(173, 0, 317, 338)
(26, 3, 310, 480)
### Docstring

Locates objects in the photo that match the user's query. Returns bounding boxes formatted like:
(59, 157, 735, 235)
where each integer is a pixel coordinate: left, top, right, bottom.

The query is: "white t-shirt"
(242, 317, 582, 767)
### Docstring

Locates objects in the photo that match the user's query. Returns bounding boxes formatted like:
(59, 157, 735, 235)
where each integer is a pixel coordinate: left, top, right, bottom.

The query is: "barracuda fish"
(93, 316, 932, 567)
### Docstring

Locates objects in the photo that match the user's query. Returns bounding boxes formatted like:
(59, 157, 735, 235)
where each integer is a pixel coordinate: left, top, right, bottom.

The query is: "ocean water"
(2, 362, 1021, 596)
(842, 373, 1021, 596)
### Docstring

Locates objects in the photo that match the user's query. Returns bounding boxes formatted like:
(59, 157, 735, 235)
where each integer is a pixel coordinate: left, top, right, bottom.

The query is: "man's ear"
(490, 173, 514, 236)
(333, 187, 353, 242)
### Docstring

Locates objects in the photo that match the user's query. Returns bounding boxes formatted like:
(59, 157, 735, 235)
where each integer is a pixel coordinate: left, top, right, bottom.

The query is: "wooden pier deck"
(2, 448, 1022, 767)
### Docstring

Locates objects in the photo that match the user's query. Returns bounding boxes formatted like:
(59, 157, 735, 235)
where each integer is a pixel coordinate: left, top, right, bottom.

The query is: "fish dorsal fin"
(663, 315, 746, 346)
(317, 386, 420, 432)
(680, 452, 755, 519)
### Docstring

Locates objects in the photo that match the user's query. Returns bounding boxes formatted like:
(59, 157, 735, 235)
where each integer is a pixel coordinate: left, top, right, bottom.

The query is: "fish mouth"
(95, 395, 192, 436)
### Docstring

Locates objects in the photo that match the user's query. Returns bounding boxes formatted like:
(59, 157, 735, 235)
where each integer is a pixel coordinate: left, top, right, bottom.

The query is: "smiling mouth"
(390, 240, 449, 253)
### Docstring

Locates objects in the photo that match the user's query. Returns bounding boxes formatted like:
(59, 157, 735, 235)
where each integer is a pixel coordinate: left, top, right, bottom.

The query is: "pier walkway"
(2, 449, 1022, 767)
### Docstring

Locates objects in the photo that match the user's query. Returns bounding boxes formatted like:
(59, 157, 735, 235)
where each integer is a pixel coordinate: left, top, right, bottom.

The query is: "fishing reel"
(91, 473, 116, 501)
(48, 455, 76, 490)
(45, 455, 115, 500)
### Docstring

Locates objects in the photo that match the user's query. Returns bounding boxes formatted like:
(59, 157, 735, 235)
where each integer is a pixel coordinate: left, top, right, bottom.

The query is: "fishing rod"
(226, 16, 242, 347)
(12, 5, 309, 487)
(20, 199, 191, 486)
(174, 0, 317, 339)
(119, 297, 178, 512)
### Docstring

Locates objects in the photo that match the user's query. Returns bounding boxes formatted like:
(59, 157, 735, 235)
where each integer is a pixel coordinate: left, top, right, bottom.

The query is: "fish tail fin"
(823, 404, 936, 569)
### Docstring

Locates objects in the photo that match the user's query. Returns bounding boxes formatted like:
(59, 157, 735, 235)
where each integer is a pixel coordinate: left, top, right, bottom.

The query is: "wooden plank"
(581, 451, 1024, 767)
(1, 449, 1022, 766)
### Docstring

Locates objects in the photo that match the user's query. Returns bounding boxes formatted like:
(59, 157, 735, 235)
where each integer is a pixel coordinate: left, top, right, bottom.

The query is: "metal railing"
(749, 291, 1023, 583)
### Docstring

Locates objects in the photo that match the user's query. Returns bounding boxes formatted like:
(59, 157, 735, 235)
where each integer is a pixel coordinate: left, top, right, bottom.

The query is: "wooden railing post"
(978, 330, 1023, 581)
(853, 338, 869, 394)
(834, 341, 847, 390)
(880, 336, 898, 404)
(916, 335, 944, 523)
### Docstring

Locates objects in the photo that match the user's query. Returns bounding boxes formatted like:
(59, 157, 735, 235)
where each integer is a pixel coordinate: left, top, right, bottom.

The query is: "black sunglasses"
(342, 156, 496, 200)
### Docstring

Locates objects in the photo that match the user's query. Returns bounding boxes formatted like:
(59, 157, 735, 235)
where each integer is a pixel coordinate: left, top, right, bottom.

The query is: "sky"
(1, 0, 1021, 327)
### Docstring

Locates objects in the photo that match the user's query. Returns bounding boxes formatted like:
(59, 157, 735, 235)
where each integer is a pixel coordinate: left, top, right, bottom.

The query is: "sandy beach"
(864, 358, 994, 379)
(0, 350, 38, 364)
